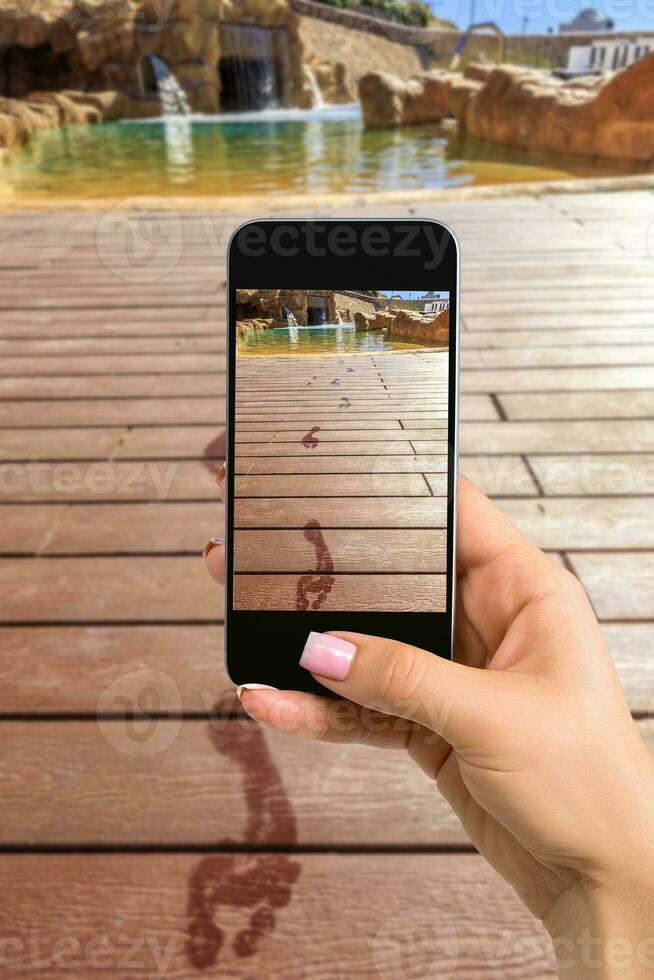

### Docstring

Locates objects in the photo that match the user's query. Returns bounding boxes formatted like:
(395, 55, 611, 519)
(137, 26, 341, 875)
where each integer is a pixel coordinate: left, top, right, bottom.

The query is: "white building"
(566, 37, 653, 73)
(387, 292, 450, 315)
(560, 7, 614, 32)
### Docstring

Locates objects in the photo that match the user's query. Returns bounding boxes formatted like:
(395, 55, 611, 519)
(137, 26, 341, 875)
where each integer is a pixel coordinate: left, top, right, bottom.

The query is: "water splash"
(303, 65, 325, 110)
(149, 54, 191, 117)
(220, 25, 291, 111)
(282, 306, 298, 328)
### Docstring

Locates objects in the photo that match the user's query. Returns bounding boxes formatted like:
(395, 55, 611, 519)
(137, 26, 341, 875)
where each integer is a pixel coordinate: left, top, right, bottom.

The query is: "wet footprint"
(339, 397, 351, 410)
(330, 378, 340, 386)
(186, 692, 301, 968)
(296, 519, 335, 611)
(346, 367, 353, 373)
(302, 425, 320, 449)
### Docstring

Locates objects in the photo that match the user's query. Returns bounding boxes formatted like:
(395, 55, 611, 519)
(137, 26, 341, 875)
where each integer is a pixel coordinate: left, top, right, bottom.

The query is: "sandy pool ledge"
(0, 172, 653, 213)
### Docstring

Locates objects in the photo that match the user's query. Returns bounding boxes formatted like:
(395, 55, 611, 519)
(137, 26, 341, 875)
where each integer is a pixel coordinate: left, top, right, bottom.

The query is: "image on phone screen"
(233, 288, 450, 613)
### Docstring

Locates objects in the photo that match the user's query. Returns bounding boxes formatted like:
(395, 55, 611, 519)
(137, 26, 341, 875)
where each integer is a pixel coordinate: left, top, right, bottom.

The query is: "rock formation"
(354, 307, 449, 344)
(358, 54, 654, 164)
(353, 310, 394, 331)
(306, 55, 353, 105)
(386, 308, 449, 344)
(236, 289, 337, 327)
(359, 69, 452, 128)
(0, 0, 332, 151)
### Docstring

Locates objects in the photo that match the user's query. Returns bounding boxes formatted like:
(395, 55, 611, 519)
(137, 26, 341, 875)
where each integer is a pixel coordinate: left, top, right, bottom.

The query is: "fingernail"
(299, 631, 356, 681)
(236, 683, 278, 699)
(217, 463, 226, 484)
(203, 536, 224, 558)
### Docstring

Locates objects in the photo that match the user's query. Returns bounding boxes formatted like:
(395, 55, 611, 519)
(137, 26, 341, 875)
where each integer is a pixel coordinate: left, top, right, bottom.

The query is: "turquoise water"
(237, 323, 435, 355)
(0, 103, 631, 203)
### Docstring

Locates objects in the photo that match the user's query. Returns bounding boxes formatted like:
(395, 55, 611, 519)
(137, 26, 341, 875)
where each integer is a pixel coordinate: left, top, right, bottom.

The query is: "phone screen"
(226, 221, 459, 693)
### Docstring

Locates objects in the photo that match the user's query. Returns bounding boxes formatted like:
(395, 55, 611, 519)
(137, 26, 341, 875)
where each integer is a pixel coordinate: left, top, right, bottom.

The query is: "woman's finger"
(203, 462, 226, 583)
(237, 687, 439, 754)
(297, 630, 513, 746)
(204, 538, 225, 584)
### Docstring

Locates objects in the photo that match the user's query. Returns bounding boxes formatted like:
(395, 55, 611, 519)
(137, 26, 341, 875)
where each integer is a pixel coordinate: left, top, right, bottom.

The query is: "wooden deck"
(1, 192, 653, 977)
(234, 349, 449, 611)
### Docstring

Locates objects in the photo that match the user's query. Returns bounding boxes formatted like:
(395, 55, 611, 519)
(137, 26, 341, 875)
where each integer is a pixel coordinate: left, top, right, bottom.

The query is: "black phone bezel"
(225, 219, 460, 695)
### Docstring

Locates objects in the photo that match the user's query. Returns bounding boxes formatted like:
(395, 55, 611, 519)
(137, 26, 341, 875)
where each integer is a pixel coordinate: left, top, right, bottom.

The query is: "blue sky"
(383, 290, 449, 299)
(428, 0, 654, 36)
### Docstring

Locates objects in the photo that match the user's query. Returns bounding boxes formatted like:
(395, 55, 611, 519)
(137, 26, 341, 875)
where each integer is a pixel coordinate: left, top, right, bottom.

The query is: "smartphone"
(225, 219, 459, 694)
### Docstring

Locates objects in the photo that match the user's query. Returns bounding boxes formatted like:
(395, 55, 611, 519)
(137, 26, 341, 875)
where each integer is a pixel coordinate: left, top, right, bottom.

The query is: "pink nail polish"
(236, 683, 277, 699)
(299, 632, 356, 681)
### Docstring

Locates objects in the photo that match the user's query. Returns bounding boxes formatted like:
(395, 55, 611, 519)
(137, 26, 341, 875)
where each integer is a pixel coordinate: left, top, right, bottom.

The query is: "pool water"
(236, 323, 438, 355)
(0, 103, 639, 204)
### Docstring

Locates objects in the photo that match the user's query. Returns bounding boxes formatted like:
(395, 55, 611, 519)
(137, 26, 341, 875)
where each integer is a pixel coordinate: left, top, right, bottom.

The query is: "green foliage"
(507, 47, 553, 69)
(312, 0, 433, 26)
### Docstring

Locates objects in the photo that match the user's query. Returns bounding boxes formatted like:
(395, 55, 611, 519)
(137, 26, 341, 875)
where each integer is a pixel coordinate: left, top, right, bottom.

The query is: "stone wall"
(332, 291, 378, 321)
(298, 13, 427, 82)
(424, 28, 654, 70)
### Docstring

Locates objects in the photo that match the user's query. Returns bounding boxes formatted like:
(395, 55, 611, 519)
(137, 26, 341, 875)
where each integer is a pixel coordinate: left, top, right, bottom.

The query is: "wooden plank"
(0, 625, 228, 714)
(0, 398, 226, 427)
(459, 420, 654, 454)
(234, 455, 448, 475)
(0, 557, 222, 622)
(0, 428, 126, 461)
(234, 529, 446, 573)
(0, 504, 68, 554)
(529, 455, 654, 496)
(234, 574, 446, 611)
(0, 336, 224, 355)
(570, 553, 654, 620)
(462, 346, 654, 368)
(0, 317, 222, 338)
(0, 354, 225, 376)
(235, 497, 447, 528)
(0, 854, 553, 978)
(235, 441, 444, 458)
(460, 366, 654, 393)
(0, 373, 226, 399)
(0, 503, 224, 554)
(466, 310, 654, 329)
(115, 426, 226, 459)
(235, 474, 437, 497)
(0, 459, 220, 502)
(500, 391, 654, 421)
(459, 456, 538, 496)
(463, 327, 654, 347)
(497, 498, 654, 550)
(236, 428, 448, 444)
(237, 419, 406, 431)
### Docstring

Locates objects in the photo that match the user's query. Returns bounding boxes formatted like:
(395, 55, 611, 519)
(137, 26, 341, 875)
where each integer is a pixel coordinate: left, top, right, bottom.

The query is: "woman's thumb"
(299, 630, 507, 745)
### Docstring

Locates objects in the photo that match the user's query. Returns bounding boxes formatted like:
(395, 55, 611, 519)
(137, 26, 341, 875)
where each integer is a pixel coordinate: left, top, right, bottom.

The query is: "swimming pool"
(0, 103, 637, 204)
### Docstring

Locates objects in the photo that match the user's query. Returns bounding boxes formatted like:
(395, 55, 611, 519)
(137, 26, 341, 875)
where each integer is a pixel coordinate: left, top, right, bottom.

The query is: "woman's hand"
(206, 468, 654, 976)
